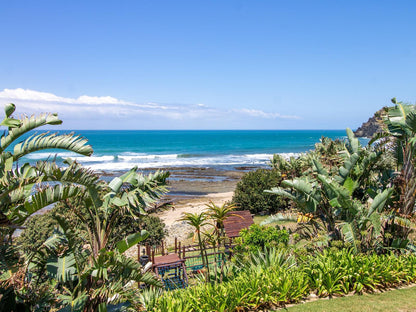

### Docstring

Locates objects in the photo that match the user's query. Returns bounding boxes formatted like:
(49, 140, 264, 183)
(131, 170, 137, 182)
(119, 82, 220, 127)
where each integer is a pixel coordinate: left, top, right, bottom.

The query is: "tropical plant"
(375, 99, 416, 216)
(0, 103, 93, 238)
(205, 201, 237, 241)
(144, 248, 416, 311)
(35, 165, 170, 311)
(0, 103, 94, 309)
(179, 211, 210, 280)
(265, 129, 395, 251)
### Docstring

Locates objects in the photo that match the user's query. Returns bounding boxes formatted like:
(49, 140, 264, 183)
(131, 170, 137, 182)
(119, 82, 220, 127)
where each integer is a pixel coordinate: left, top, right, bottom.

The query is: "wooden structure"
(223, 210, 254, 238)
(137, 210, 253, 290)
(152, 254, 188, 290)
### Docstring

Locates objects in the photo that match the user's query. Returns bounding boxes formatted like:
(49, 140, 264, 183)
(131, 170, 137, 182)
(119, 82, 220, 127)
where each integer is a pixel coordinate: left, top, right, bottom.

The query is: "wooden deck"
(152, 253, 189, 290)
(153, 253, 183, 266)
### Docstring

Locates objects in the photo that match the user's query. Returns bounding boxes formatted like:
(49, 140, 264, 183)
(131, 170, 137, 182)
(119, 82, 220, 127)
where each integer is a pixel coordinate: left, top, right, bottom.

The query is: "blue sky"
(0, 0, 415, 129)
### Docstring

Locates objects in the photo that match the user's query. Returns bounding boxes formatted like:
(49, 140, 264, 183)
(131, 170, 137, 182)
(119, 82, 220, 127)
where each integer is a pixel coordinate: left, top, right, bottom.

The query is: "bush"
(140, 215, 167, 246)
(16, 214, 58, 255)
(16, 209, 167, 255)
(232, 168, 288, 214)
(234, 224, 289, 253)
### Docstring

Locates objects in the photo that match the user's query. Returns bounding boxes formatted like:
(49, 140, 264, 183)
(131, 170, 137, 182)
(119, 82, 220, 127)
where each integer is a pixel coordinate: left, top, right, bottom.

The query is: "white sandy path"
(125, 192, 234, 258)
(158, 191, 234, 227)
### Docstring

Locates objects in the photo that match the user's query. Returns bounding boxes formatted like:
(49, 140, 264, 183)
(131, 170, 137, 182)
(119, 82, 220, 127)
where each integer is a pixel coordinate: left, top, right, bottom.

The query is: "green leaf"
(0, 112, 65, 152)
(329, 198, 341, 208)
(4, 103, 15, 117)
(47, 253, 77, 282)
(265, 187, 297, 201)
(12, 132, 93, 160)
(1, 118, 21, 128)
(368, 212, 381, 238)
(346, 128, 359, 154)
(343, 177, 356, 196)
(58, 291, 88, 312)
(108, 177, 123, 193)
(116, 230, 149, 254)
(336, 153, 359, 184)
(341, 222, 359, 253)
(312, 157, 327, 176)
(367, 188, 393, 217)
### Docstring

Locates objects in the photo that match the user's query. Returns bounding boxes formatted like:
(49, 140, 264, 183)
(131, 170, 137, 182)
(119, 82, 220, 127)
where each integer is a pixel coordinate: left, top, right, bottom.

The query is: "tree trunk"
(399, 144, 416, 215)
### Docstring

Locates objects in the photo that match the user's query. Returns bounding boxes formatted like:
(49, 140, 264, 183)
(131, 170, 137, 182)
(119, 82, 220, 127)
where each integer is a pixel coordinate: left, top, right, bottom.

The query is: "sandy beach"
(149, 166, 247, 246)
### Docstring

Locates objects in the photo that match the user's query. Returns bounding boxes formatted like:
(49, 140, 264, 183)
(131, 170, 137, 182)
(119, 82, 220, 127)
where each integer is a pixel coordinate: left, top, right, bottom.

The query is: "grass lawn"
(280, 285, 416, 312)
(253, 214, 298, 231)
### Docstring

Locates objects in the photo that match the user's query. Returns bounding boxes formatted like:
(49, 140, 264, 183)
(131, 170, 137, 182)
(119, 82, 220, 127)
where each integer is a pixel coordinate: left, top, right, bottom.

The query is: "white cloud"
(0, 88, 299, 126)
(236, 108, 300, 119)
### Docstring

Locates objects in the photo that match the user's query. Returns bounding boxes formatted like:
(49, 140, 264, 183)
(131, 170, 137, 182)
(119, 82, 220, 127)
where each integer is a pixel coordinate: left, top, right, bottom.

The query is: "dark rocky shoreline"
(98, 165, 257, 201)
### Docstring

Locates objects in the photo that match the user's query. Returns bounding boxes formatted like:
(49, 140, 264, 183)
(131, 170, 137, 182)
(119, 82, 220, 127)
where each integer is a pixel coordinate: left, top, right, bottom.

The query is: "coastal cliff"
(354, 108, 385, 138)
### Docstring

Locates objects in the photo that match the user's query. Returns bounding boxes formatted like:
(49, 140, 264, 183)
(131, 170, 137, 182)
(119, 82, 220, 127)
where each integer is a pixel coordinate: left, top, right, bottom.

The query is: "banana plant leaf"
(47, 252, 77, 283)
(367, 188, 393, 217)
(116, 230, 149, 254)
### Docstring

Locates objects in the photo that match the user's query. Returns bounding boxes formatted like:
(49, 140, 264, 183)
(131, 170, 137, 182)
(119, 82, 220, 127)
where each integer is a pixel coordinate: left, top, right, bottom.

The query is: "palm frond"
(12, 132, 93, 161)
(0, 112, 63, 152)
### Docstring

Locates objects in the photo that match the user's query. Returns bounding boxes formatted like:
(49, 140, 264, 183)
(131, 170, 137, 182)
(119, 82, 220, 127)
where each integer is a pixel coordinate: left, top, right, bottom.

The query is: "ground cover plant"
(143, 248, 416, 312)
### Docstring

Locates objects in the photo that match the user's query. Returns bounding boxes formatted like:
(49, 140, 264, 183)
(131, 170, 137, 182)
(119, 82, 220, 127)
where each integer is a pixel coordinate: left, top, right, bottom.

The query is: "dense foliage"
(144, 248, 416, 311)
(266, 122, 413, 252)
(16, 210, 167, 255)
(232, 168, 288, 214)
(0, 103, 170, 311)
(233, 224, 289, 253)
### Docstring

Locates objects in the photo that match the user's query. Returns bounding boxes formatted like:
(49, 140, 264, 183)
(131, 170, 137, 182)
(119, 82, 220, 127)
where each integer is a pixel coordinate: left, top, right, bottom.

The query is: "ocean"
(20, 130, 350, 172)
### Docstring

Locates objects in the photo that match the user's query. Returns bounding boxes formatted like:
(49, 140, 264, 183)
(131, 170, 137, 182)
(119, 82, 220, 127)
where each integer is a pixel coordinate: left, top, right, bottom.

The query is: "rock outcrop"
(354, 108, 385, 138)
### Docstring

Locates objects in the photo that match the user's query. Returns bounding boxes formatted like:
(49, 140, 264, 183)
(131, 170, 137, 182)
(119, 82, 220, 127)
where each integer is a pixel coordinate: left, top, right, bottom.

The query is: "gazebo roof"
(223, 210, 254, 238)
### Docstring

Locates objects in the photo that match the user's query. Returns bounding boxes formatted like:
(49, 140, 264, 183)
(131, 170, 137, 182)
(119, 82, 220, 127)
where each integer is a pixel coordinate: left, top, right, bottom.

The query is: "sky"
(0, 0, 415, 130)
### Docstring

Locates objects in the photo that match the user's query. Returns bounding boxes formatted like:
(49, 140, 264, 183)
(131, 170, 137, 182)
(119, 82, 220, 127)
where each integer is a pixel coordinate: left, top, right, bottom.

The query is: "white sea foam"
(23, 152, 301, 171)
(72, 155, 115, 162)
(118, 154, 178, 161)
(76, 152, 300, 171)
(26, 151, 79, 160)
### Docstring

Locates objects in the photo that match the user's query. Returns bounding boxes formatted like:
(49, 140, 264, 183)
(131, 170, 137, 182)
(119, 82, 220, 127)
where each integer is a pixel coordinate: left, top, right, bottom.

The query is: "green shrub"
(16, 214, 58, 255)
(16, 209, 166, 255)
(232, 168, 288, 214)
(140, 215, 167, 246)
(234, 224, 289, 253)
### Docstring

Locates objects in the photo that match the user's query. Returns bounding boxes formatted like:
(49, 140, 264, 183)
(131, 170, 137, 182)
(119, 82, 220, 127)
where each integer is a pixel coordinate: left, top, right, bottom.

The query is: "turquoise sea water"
(22, 130, 349, 171)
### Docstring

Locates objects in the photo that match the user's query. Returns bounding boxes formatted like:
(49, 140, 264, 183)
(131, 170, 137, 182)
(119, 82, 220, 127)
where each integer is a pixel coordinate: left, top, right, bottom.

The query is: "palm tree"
(179, 212, 210, 279)
(205, 201, 238, 241)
